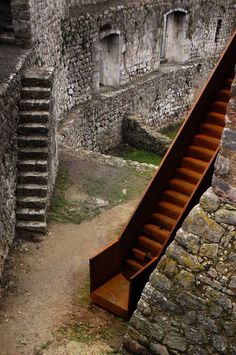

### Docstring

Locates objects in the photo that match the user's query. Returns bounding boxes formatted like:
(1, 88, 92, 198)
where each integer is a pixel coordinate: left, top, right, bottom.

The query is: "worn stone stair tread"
(206, 112, 225, 127)
(18, 147, 48, 159)
(200, 122, 224, 138)
(17, 171, 48, 184)
(21, 87, 51, 93)
(16, 207, 46, 213)
(175, 167, 201, 184)
(18, 171, 48, 177)
(181, 156, 208, 173)
(16, 208, 46, 222)
(16, 221, 47, 233)
(188, 145, 215, 162)
(18, 135, 48, 140)
(18, 159, 47, 165)
(143, 224, 170, 243)
(18, 147, 48, 153)
(17, 183, 47, 189)
(17, 136, 48, 147)
(17, 196, 47, 208)
(22, 68, 53, 80)
(18, 122, 48, 129)
(162, 189, 189, 207)
(150, 212, 176, 231)
(19, 110, 49, 117)
(20, 99, 50, 104)
(156, 201, 182, 219)
(138, 235, 163, 254)
(169, 178, 196, 196)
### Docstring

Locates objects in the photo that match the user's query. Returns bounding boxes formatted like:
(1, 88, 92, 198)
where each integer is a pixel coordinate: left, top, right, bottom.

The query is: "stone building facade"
(123, 73, 236, 354)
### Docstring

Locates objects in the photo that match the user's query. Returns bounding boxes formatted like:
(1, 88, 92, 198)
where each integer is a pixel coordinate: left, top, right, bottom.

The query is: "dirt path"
(0, 200, 138, 355)
(0, 149, 155, 354)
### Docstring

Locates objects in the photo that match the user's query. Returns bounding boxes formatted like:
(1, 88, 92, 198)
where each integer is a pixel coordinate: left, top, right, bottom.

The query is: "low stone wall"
(123, 74, 236, 354)
(59, 59, 216, 152)
(0, 51, 31, 277)
(123, 115, 172, 156)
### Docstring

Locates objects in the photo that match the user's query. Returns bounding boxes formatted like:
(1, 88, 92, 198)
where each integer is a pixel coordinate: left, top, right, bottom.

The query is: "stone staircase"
(16, 68, 53, 234)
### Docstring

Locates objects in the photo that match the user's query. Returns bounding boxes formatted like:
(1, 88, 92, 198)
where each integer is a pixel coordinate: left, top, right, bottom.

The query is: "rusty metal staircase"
(90, 30, 236, 319)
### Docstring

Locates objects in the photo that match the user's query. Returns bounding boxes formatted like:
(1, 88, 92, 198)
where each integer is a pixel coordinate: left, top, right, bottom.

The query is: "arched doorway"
(161, 9, 188, 62)
(0, 0, 13, 32)
(99, 33, 120, 87)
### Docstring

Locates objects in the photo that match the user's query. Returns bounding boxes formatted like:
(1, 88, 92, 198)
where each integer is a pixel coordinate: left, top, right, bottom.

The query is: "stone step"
(17, 171, 48, 184)
(18, 159, 48, 172)
(18, 148, 48, 160)
(17, 196, 47, 208)
(17, 123, 49, 136)
(17, 184, 48, 197)
(22, 69, 52, 88)
(16, 208, 46, 222)
(21, 87, 51, 100)
(18, 111, 49, 124)
(20, 99, 50, 111)
(0, 32, 18, 45)
(16, 221, 47, 234)
(17, 135, 48, 148)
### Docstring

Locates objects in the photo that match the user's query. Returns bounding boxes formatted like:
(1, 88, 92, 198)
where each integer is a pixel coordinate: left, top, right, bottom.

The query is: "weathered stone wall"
(123, 116, 172, 156)
(62, 0, 235, 109)
(59, 59, 215, 152)
(28, 0, 69, 120)
(0, 51, 31, 277)
(11, 0, 31, 45)
(123, 74, 236, 354)
(25, 0, 235, 120)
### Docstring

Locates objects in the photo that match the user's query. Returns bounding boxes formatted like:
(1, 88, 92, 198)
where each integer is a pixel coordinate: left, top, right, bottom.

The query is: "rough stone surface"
(123, 115, 172, 155)
(0, 51, 31, 277)
(123, 73, 236, 354)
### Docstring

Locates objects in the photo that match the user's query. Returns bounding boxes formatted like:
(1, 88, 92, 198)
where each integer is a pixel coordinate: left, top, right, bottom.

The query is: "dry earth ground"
(0, 149, 155, 355)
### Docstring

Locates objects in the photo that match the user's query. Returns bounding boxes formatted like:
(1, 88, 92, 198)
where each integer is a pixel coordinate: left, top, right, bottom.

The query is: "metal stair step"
(143, 224, 170, 244)
(188, 145, 215, 162)
(156, 200, 182, 219)
(137, 236, 162, 255)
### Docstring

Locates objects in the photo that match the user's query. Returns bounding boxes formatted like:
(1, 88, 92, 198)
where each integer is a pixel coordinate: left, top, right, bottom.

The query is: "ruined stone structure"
(124, 73, 236, 354)
(0, 0, 235, 350)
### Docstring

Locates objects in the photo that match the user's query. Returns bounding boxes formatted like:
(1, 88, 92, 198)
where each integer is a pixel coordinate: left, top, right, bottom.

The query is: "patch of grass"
(49, 157, 155, 224)
(58, 317, 127, 348)
(123, 149, 163, 165)
(49, 165, 98, 224)
(108, 144, 163, 165)
(160, 121, 183, 140)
